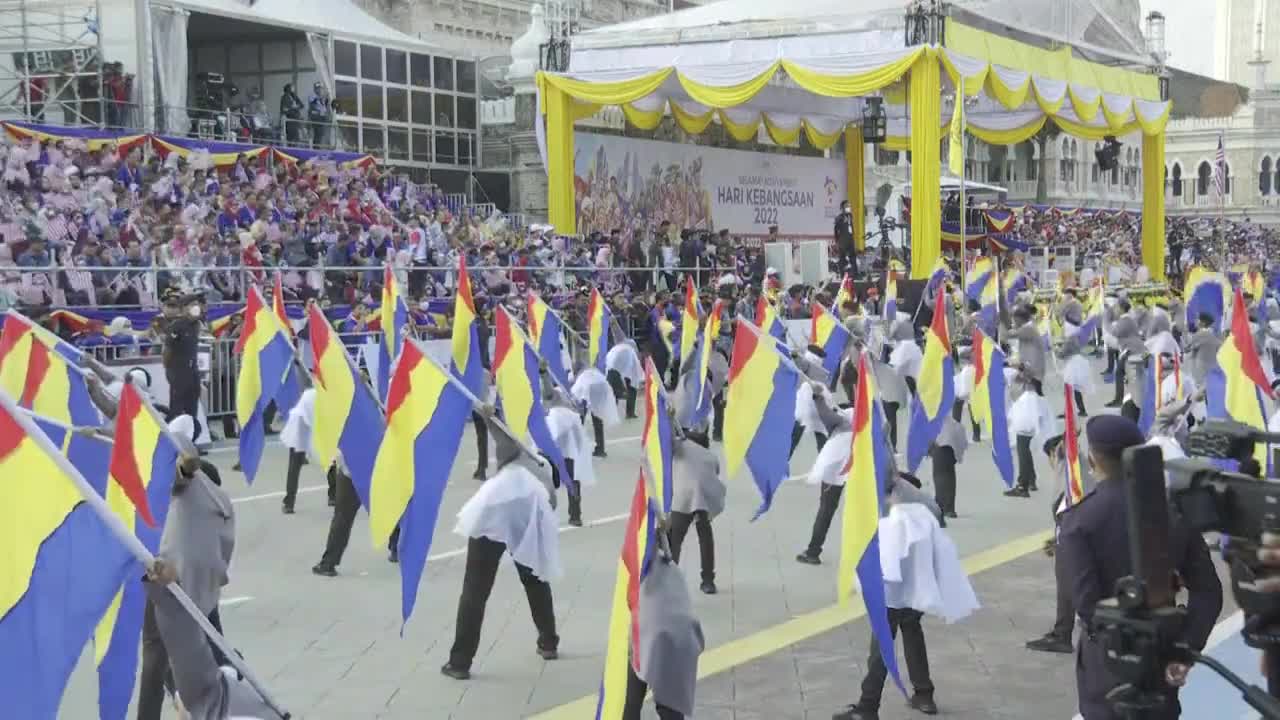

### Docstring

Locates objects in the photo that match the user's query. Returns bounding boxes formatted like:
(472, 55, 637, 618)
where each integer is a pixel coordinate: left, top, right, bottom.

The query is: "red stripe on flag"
(726, 319, 761, 384)
(1229, 288, 1273, 397)
(493, 307, 515, 371)
(0, 402, 25, 459)
(457, 257, 476, 314)
(307, 304, 335, 389)
(20, 338, 51, 408)
(385, 341, 423, 419)
(0, 316, 32, 366)
(929, 288, 952, 353)
(108, 383, 158, 527)
(620, 471, 649, 671)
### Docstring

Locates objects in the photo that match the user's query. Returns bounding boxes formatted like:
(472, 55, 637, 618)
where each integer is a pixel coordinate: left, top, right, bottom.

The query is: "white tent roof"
(574, 0, 906, 49)
(903, 177, 1008, 195)
(163, 0, 447, 54)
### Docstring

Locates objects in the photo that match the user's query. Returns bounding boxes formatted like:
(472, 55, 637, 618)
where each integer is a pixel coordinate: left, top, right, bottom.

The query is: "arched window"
(1223, 163, 1231, 194)
(1197, 161, 1213, 196)
(1164, 164, 1169, 191)
(1070, 140, 1078, 182)
(1172, 163, 1183, 196)
(1262, 157, 1273, 196)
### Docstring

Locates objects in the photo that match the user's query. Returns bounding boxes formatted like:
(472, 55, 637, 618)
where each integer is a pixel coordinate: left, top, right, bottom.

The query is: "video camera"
(1090, 421, 1280, 718)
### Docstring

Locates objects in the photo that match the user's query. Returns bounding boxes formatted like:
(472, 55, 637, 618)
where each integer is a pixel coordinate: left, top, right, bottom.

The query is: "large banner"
(574, 132, 846, 239)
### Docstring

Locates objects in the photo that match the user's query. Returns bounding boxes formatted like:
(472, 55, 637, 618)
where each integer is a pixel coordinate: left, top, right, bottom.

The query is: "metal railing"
(11, 262, 739, 309)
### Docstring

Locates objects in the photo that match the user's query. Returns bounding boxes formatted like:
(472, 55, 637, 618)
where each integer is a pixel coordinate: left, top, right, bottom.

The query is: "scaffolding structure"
(0, 0, 106, 128)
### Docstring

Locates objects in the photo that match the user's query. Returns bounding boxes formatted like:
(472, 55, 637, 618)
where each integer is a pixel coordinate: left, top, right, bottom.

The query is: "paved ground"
(57, 363, 1224, 719)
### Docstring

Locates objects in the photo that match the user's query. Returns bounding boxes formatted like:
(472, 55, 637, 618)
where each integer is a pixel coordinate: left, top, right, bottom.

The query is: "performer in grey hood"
(667, 412, 727, 595)
(441, 407, 562, 680)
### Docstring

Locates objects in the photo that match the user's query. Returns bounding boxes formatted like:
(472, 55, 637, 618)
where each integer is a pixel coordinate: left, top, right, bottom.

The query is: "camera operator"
(1059, 415, 1223, 719)
(834, 200, 857, 278)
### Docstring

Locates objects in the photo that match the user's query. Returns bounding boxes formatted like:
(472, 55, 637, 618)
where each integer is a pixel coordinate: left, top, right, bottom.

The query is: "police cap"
(1085, 415, 1146, 461)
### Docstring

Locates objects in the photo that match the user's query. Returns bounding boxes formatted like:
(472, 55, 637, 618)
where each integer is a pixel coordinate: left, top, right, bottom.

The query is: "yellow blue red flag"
(969, 329, 1016, 488)
(95, 382, 180, 720)
(0, 310, 102, 427)
(724, 319, 798, 519)
(839, 351, 905, 694)
(452, 256, 485, 397)
(642, 357, 673, 513)
(527, 291, 572, 393)
(234, 285, 293, 483)
(810, 302, 851, 384)
(689, 300, 723, 428)
(307, 302, 385, 507)
(1206, 288, 1274, 469)
(680, 277, 700, 370)
(0, 393, 137, 719)
(594, 470, 658, 719)
(905, 288, 955, 471)
(587, 287, 613, 373)
(834, 274, 855, 313)
(923, 258, 950, 301)
(965, 257, 994, 305)
(494, 306, 569, 482)
(377, 263, 411, 402)
(270, 272, 302, 418)
(1062, 383, 1087, 508)
(883, 274, 898, 321)
(369, 339, 471, 626)
(755, 295, 786, 340)
(1184, 266, 1230, 333)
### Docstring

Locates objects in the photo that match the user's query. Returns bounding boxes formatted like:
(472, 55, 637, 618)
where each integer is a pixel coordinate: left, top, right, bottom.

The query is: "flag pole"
(958, 76, 967, 301)
(0, 389, 292, 720)
(405, 337, 546, 468)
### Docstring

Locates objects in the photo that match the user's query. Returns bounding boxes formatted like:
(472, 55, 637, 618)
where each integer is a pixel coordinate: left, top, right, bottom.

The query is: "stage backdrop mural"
(574, 132, 846, 240)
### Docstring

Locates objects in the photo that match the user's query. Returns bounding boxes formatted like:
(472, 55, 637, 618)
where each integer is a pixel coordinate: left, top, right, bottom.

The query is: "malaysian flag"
(1213, 134, 1227, 198)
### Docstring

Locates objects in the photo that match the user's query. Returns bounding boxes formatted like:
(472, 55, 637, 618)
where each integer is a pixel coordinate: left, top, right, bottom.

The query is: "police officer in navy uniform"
(1057, 415, 1222, 719)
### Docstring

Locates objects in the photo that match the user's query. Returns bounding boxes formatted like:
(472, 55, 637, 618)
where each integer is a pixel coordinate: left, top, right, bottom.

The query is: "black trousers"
(804, 482, 844, 557)
(931, 446, 957, 515)
(319, 470, 360, 568)
(165, 369, 203, 443)
(607, 369, 638, 418)
(448, 536, 558, 670)
(1111, 352, 1129, 404)
(1073, 390, 1088, 417)
(473, 411, 489, 473)
(624, 662, 683, 719)
(592, 415, 606, 453)
(859, 608, 934, 709)
(1121, 399, 1140, 424)
(552, 458, 581, 522)
(712, 394, 725, 441)
(284, 449, 335, 506)
(137, 601, 226, 720)
(1104, 349, 1118, 376)
(668, 510, 714, 583)
(884, 402, 900, 450)
(1052, 530, 1075, 641)
(952, 399, 981, 441)
(1016, 434, 1036, 490)
(788, 423, 829, 459)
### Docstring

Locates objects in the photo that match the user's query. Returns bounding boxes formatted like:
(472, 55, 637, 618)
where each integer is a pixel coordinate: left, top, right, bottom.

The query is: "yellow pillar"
(543, 81, 577, 236)
(908, 50, 941, 280)
(1141, 132, 1166, 282)
(845, 126, 866, 252)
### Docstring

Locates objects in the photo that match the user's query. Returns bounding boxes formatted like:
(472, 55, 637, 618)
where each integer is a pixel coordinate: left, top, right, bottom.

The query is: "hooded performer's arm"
(809, 380, 849, 434)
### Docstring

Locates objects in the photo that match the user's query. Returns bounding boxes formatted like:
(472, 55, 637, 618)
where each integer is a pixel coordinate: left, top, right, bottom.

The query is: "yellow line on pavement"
(528, 528, 1052, 720)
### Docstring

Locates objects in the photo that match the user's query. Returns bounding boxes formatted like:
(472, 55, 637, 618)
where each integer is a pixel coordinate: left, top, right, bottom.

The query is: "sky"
(1142, 0, 1217, 77)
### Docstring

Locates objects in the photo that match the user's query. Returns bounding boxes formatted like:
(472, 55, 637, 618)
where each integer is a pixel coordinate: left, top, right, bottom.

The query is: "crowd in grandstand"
(0, 133, 1276, 335)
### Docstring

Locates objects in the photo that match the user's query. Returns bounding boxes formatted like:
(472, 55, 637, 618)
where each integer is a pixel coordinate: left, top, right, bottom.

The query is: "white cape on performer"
(571, 366, 621, 426)
(606, 340, 644, 388)
(455, 463, 563, 582)
(546, 405, 596, 487)
(280, 388, 317, 459)
(878, 503, 979, 623)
